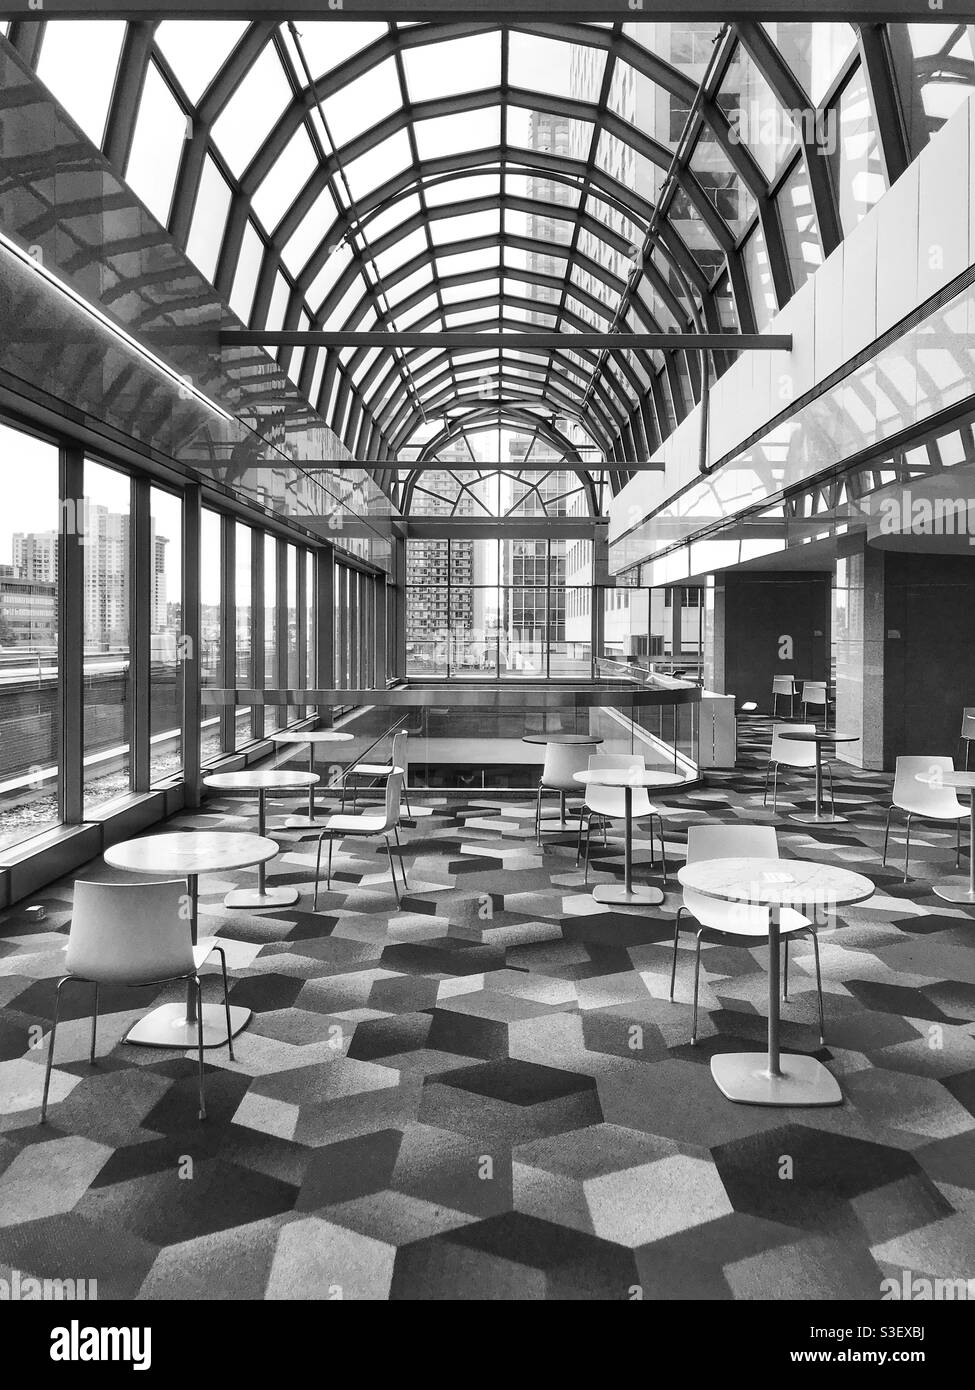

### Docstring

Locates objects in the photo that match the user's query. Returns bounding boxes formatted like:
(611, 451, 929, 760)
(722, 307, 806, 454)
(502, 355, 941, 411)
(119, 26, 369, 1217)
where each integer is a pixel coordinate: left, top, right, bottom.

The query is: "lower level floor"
(1, 718, 973, 1300)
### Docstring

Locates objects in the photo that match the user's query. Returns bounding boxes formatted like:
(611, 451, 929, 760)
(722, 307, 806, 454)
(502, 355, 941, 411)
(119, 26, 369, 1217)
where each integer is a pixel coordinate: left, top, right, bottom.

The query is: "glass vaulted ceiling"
(15, 17, 975, 500)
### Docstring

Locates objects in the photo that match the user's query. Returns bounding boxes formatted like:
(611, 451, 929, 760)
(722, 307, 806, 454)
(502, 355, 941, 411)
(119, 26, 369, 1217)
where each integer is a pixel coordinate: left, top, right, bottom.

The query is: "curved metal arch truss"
(16, 12, 901, 508)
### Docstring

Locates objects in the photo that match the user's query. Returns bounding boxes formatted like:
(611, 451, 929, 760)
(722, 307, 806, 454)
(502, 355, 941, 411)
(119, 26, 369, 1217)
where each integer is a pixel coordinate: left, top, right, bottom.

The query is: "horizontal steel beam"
(221, 330, 792, 351)
(8, 2, 962, 21)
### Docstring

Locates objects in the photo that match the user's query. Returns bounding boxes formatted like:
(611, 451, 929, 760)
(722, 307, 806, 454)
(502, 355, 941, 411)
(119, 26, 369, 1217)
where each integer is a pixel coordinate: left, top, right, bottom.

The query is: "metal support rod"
(219, 330, 792, 351)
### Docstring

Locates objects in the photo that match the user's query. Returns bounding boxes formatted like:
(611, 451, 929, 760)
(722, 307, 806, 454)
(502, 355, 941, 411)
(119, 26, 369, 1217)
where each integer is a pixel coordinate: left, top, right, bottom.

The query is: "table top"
(779, 729, 858, 744)
(270, 731, 354, 744)
(916, 769, 975, 789)
(678, 856, 874, 908)
(522, 734, 604, 746)
(105, 831, 279, 875)
(204, 770, 319, 791)
(574, 768, 687, 789)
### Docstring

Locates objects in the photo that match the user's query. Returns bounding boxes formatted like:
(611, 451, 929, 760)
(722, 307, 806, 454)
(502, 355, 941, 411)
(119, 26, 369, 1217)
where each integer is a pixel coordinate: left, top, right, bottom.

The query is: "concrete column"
(704, 570, 830, 710)
(834, 534, 886, 769)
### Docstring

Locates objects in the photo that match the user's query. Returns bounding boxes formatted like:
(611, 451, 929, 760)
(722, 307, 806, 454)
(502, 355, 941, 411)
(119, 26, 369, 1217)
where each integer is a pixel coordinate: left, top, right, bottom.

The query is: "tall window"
(0, 424, 60, 850)
(83, 460, 131, 809)
(286, 543, 299, 724)
(200, 508, 222, 762)
(148, 486, 182, 783)
(235, 522, 252, 748)
(263, 534, 277, 731)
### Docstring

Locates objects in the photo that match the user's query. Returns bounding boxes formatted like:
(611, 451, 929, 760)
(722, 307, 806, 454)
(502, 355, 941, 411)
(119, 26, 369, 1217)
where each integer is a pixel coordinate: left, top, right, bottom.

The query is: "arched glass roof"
(13, 14, 975, 505)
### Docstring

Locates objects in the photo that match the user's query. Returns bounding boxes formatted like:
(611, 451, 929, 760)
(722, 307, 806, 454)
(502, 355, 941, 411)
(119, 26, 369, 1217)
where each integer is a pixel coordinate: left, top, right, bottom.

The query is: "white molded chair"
(576, 753, 668, 885)
(41, 879, 233, 1123)
(959, 709, 975, 771)
(344, 729, 413, 817)
(801, 680, 828, 723)
(763, 722, 832, 815)
(670, 824, 825, 1045)
(315, 769, 408, 908)
(534, 740, 597, 843)
(769, 675, 798, 717)
(882, 755, 965, 883)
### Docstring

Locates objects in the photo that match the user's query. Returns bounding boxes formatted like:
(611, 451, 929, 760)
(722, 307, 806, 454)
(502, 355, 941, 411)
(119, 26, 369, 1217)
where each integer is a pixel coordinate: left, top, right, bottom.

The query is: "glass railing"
(200, 677, 701, 791)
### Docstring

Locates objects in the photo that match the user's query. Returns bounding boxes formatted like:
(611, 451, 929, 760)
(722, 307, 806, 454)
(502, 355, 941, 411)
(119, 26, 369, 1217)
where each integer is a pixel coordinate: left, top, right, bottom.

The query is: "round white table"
(203, 770, 318, 908)
(271, 730, 353, 828)
(524, 733, 603, 832)
(916, 769, 975, 903)
(677, 856, 873, 1106)
(104, 831, 277, 1048)
(574, 767, 685, 906)
(780, 729, 859, 825)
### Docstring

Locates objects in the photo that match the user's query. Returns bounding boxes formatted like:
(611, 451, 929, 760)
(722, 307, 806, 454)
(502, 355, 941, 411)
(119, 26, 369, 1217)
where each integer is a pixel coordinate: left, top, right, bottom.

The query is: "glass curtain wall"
(0, 412, 324, 856)
(0, 424, 60, 850)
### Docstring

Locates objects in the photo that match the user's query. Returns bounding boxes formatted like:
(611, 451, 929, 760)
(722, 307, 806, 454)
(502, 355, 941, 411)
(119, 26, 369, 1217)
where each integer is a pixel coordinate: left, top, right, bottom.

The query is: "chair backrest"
(771, 675, 797, 696)
(381, 769, 405, 830)
(686, 824, 779, 864)
(961, 708, 975, 740)
(893, 755, 964, 816)
(801, 681, 827, 704)
(541, 740, 598, 791)
(770, 722, 817, 767)
(389, 729, 408, 774)
(584, 753, 644, 816)
(66, 879, 194, 985)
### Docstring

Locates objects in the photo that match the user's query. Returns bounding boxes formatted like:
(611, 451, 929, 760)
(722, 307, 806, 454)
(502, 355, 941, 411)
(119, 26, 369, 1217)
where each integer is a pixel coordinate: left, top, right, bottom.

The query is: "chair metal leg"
(214, 946, 235, 1061)
(394, 826, 408, 892)
(783, 937, 789, 1001)
(772, 764, 779, 813)
(327, 835, 334, 889)
(313, 833, 325, 910)
(904, 813, 912, 882)
(583, 817, 594, 885)
(196, 978, 206, 1121)
(669, 907, 685, 999)
(810, 929, 825, 1045)
(535, 784, 543, 844)
(384, 836, 402, 905)
(656, 816, 667, 884)
(763, 761, 772, 806)
(882, 806, 894, 866)
(90, 983, 99, 1065)
(575, 809, 586, 865)
(404, 787, 413, 819)
(40, 976, 71, 1123)
(691, 930, 705, 1045)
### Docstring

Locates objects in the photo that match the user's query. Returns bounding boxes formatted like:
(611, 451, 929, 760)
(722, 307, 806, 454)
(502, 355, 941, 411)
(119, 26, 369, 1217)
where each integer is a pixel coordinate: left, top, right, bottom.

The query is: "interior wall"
(707, 571, 831, 711)
(882, 551, 975, 764)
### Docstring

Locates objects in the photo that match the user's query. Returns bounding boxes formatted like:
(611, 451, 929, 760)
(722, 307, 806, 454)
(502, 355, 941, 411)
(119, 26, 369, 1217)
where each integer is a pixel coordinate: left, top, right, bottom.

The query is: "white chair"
(959, 709, 975, 771)
(534, 740, 597, 843)
(670, 824, 825, 1045)
(882, 755, 965, 883)
(315, 769, 408, 908)
(769, 675, 797, 717)
(763, 722, 832, 815)
(576, 753, 668, 885)
(801, 680, 828, 724)
(344, 729, 413, 817)
(41, 880, 234, 1124)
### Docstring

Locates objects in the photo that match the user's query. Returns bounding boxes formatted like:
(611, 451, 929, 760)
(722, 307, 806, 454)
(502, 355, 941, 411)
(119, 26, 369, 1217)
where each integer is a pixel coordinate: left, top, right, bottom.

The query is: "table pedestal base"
(223, 886, 299, 909)
(124, 1002, 252, 1049)
(932, 880, 975, 903)
(592, 883, 664, 906)
(711, 1051, 841, 1106)
(282, 815, 330, 830)
(540, 818, 581, 833)
(789, 811, 847, 825)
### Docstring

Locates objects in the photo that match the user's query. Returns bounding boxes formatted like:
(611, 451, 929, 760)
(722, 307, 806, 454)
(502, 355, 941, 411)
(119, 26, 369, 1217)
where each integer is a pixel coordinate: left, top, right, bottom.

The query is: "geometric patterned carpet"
(1, 717, 974, 1300)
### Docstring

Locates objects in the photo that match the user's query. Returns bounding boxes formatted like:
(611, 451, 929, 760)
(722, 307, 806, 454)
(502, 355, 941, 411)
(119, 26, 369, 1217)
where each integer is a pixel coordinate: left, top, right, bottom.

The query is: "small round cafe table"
(203, 770, 318, 908)
(780, 730, 859, 825)
(523, 733, 603, 832)
(104, 831, 277, 1047)
(677, 857, 874, 1106)
(271, 730, 353, 828)
(916, 768, 975, 903)
(574, 767, 685, 906)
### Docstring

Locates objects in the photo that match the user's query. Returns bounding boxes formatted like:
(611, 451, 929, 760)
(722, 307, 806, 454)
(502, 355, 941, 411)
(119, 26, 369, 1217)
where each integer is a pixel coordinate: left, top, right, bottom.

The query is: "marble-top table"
(104, 831, 278, 1047)
(271, 730, 354, 828)
(916, 769, 975, 904)
(574, 767, 686, 906)
(677, 856, 874, 1107)
(203, 770, 318, 908)
(779, 729, 859, 825)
